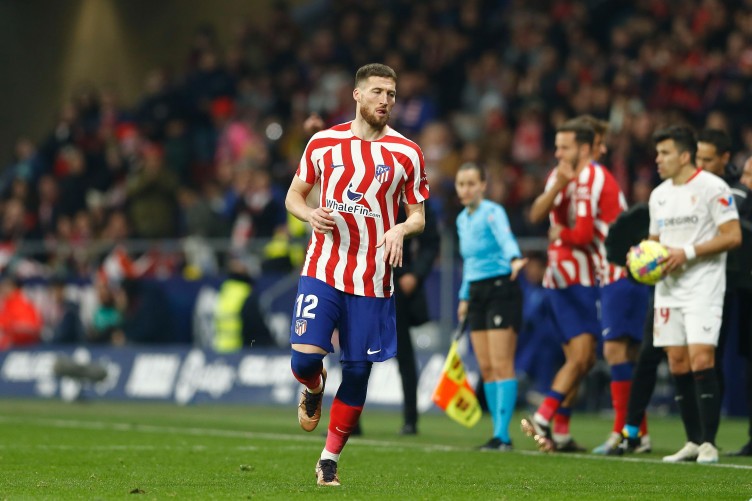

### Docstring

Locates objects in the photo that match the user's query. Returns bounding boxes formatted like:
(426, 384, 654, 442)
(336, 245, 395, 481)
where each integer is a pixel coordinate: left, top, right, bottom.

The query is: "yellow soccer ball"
(627, 240, 669, 285)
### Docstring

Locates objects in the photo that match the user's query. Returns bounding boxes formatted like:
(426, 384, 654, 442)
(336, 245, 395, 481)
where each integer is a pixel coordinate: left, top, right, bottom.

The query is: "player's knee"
(666, 352, 690, 374)
(337, 361, 373, 407)
(603, 341, 628, 364)
(689, 351, 715, 372)
(477, 361, 493, 380)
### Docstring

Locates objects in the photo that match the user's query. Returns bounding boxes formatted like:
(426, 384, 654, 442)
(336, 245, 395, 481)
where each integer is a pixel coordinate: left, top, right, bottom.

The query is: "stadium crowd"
(4, 0, 752, 269)
(0, 1, 751, 431)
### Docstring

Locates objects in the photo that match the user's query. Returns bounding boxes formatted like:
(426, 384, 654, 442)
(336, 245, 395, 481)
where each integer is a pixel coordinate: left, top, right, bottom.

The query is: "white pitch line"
(2, 415, 752, 470)
(517, 450, 752, 470)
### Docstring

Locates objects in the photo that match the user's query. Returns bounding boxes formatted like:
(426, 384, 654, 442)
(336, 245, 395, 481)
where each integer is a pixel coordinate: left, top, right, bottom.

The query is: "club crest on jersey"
(344, 183, 364, 203)
(294, 319, 307, 336)
(375, 164, 392, 184)
(718, 195, 734, 208)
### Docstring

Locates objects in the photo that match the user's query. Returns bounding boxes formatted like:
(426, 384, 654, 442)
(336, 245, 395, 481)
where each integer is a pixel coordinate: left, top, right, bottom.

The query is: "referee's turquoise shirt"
(457, 199, 522, 301)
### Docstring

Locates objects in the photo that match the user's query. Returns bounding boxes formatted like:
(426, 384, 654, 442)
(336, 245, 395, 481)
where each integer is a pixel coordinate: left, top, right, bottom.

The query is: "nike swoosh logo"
(335, 426, 348, 433)
(366, 348, 381, 355)
(330, 163, 345, 169)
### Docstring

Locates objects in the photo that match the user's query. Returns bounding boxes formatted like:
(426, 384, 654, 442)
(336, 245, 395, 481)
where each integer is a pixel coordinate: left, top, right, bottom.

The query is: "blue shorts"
(546, 285, 600, 343)
(289, 276, 397, 362)
(600, 278, 649, 343)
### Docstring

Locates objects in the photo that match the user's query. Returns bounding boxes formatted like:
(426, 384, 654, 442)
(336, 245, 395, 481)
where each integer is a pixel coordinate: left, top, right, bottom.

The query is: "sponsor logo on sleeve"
(718, 195, 734, 208)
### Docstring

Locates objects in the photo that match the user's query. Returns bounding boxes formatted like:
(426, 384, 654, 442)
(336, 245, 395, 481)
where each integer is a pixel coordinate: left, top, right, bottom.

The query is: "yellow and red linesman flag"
(431, 322, 481, 428)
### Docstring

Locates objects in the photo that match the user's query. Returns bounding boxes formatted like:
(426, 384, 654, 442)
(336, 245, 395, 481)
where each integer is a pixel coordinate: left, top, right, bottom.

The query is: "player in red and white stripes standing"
(285, 63, 429, 486)
(521, 120, 604, 452)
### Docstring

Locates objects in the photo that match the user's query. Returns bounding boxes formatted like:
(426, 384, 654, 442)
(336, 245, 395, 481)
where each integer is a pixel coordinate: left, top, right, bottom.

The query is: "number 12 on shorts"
(295, 294, 318, 319)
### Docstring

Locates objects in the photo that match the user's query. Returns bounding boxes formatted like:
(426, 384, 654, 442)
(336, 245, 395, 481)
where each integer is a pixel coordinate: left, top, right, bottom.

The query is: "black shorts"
(467, 275, 522, 332)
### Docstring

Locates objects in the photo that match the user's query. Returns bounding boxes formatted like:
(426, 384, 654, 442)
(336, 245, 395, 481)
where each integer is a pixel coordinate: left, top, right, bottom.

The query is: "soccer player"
(643, 125, 740, 464)
(455, 162, 527, 451)
(285, 63, 428, 486)
(521, 120, 603, 452)
(728, 155, 752, 456)
(574, 116, 651, 455)
(695, 130, 752, 389)
(299, 113, 438, 437)
(617, 128, 752, 456)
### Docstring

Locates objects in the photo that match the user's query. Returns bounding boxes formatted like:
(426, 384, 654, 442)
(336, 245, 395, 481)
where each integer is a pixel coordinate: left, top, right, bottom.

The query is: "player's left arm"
(664, 220, 741, 273)
(377, 202, 425, 267)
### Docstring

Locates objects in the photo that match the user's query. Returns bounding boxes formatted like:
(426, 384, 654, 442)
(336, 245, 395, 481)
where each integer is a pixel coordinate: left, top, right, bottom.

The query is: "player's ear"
(353, 87, 360, 102)
(680, 150, 691, 165)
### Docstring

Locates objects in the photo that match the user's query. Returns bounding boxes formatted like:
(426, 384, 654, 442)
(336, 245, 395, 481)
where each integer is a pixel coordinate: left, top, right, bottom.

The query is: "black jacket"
(395, 204, 440, 326)
(604, 203, 650, 268)
(721, 164, 752, 290)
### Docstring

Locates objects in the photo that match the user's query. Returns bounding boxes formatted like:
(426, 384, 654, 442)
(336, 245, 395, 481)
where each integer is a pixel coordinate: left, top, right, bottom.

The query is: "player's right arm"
(529, 163, 575, 224)
(285, 176, 335, 234)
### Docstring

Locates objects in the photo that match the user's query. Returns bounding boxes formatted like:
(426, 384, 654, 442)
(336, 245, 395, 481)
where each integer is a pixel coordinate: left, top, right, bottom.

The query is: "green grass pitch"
(1, 399, 751, 499)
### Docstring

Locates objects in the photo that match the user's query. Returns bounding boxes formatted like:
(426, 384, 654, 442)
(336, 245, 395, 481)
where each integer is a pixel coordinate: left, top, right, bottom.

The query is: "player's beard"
(571, 152, 580, 169)
(360, 105, 390, 129)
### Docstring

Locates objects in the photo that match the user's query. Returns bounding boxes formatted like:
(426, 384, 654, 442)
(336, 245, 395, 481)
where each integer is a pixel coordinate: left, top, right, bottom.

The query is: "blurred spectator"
(56, 146, 89, 217)
(0, 198, 29, 243)
(229, 167, 286, 250)
(212, 257, 274, 352)
(119, 278, 174, 344)
(35, 175, 60, 241)
(0, 137, 43, 197)
(89, 276, 125, 344)
(47, 277, 86, 344)
(0, 274, 43, 350)
(126, 143, 180, 238)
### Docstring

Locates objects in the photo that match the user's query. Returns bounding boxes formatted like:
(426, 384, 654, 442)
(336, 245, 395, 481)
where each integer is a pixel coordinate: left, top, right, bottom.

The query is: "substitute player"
(285, 63, 429, 486)
(644, 125, 740, 464)
(455, 162, 527, 451)
(521, 120, 602, 452)
(574, 116, 651, 455)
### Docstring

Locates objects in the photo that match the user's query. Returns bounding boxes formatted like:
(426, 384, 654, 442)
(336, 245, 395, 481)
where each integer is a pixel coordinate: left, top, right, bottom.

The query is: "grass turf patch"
(0, 399, 750, 499)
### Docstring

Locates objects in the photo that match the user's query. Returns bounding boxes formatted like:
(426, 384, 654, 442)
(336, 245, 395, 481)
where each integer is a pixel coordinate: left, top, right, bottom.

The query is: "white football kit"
(648, 169, 739, 346)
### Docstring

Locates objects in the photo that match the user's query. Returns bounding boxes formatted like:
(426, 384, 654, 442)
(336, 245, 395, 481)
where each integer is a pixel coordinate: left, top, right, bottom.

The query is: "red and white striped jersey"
(296, 122, 429, 298)
(543, 162, 623, 288)
(595, 163, 629, 285)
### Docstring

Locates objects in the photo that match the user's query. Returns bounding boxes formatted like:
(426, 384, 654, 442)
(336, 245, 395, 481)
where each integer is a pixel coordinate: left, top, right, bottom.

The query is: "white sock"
(533, 412, 549, 426)
(553, 433, 571, 445)
(320, 448, 340, 463)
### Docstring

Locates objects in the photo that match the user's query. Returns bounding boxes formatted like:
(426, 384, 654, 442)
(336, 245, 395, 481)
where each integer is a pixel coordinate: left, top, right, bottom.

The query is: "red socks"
(325, 398, 363, 454)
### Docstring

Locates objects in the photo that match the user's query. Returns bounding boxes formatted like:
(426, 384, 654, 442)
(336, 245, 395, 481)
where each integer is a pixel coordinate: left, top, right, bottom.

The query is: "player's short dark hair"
(653, 125, 697, 161)
(557, 120, 595, 147)
(572, 114, 609, 137)
(457, 162, 486, 181)
(697, 128, 732, 155)
(355, 63, 397, 86)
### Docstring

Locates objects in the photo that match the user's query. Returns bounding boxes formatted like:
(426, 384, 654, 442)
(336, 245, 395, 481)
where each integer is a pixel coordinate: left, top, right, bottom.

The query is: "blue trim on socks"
(611, 362, 634, 382)
(556, 406, 572, 417)
(546, 389, 565, 402)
